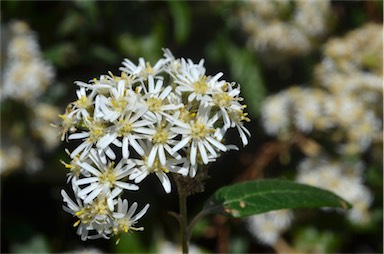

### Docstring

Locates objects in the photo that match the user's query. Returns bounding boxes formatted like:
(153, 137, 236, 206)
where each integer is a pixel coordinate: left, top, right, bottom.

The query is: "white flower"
(120, 57, 168, 82)
(209, 82, 244, 128)
(261, 93, 290, 135)
(145, 121, 181, 167)
(97, 107, 154, 159)
(61, 183, 114, 241)
(111, 198, 150, 238)
(296, 157, 373, 225)
(96, 79, 139, 122)
(141, 75, 182, 121)
(174, 58, 223, 103)
(246, 209, 293, 246)
(68, 116, 111, 160)
(129, 140, 188, 193)
(171, 105, 227, 167)
(72, 87, 96, 120)
(75, 150, 139, 206)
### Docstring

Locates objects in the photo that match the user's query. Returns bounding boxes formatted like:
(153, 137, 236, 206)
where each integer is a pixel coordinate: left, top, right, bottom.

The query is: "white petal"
(158, 145, 166, 165)
(70, 142, 88, 158)
(156, 172, 171, 193)
(105, 147, 116, 160)
(122, 137, 130, 159)
(172, 136, 191, 152)
(97, 133, 117, 149)
(159, 86, 172, 100)
(78, 162, 101, 176)
(83, 186, 102, 204)
(107, 197, 114, 211)
(147, 145, 158, 168)
(206, 136, 227, 151)
(130, 137, 145, 156)
(115, 181, 139, 191)
(69, 132, 89, 140)
(170, 127, 191, 135)
(127, 202, 138, 219)
(197, 141, 208, 164)
(61, 190, 79, 211)
(202, 139, 217, 158)
(76, 177, 98, 185)
(131, 204, 150, 221)
(190, 140, 197, 165)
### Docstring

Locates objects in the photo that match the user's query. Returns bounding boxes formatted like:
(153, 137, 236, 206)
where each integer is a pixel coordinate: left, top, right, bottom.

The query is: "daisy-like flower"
(129, 140, 188, 193)
(111, 198, 150, 243)
(68, 116, 110, 160)
(75, 150, 139, 207)
(145, 120, 181, 167)
(97, 107, 154, 159)
(96, 79, 139, 122)
(174, 58, 224, 103)
(120, 57, 169, 82)
(171, 105, 227, 166)
(141, 75, 182, 121)
(209, 82, 244, 128)
(71, 87, 96, 120)
(61, 183, 116, 241)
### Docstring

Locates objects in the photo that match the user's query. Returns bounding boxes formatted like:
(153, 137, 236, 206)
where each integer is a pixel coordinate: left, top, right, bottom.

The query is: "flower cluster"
(0, 20, 60, 175)
(261, 24, 383, 156)
(296, 157, 373, 225)
(253, 22, 382, 248)
(1, 20, 55, 105)
(60, 49, 250, 241)
(247, 209, 293, 246)
(237, 0, 331, 63)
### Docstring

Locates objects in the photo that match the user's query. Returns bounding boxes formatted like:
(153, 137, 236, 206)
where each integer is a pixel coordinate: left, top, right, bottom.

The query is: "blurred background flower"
(1, 1, 382, 253)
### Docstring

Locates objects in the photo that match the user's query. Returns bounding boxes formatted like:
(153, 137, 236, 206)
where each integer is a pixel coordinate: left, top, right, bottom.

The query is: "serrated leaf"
(203, 179, 351, 218)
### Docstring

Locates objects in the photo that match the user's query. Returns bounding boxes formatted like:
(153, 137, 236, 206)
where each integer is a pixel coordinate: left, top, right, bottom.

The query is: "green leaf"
(203, 179, 351, 218)
(168, 1, 191, 44)
(226, 46, 265, 118)
(207, 36, 265, 118)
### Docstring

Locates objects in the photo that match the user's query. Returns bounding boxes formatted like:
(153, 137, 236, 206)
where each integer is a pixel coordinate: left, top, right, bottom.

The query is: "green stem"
(178, 191, 189, 254)
(173, 173, 190, 254)
(187, 209, 209, 241)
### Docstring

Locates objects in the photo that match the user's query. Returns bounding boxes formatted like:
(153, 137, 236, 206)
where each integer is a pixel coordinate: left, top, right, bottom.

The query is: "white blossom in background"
(0, 20, 59, 176)
(260, 24, 383, 155)
(261, 91, 290, 136)
(0, 145, 23, 175)
(157, 240, 204, 254)
(296, 157, 373, 225)
(1, 20, 54, 105)
(31, 103, 61, 150)
(59, 49, 250, 241)
(237, 0, 331, 63)
(246, 209, 293, 246)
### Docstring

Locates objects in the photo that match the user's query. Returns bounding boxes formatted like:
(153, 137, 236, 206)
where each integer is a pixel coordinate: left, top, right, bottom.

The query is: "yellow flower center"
(153, 128, 169, 144)
(99, 162, 117, 185)
(118, 120, 133, 136)
(88, 122, 105, 142)
(192, 76, 209, 94)
(231, 109, 250, 123)
(76, 95, 93, 109)
(111, 97, 128, 113)
(213, 92, 233, 107)
(191, 121, 211, 139)
(147, 97, 162, 112)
